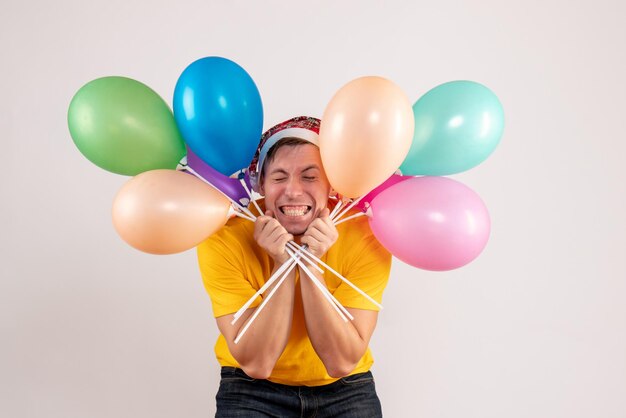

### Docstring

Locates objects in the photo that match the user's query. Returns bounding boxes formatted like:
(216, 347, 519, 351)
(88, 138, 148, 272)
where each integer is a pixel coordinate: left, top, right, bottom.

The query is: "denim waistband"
(219, 366, 374, 392)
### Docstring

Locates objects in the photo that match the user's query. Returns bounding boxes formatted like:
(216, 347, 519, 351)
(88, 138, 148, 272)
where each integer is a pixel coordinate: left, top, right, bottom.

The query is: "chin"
(287, 226, 308, 236)
(278, 216, 312, 236)
(281, 219, 309, 236)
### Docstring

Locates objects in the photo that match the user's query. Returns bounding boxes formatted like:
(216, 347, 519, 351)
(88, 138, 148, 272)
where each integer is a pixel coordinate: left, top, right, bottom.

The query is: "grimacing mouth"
(279, 205, 312, 217)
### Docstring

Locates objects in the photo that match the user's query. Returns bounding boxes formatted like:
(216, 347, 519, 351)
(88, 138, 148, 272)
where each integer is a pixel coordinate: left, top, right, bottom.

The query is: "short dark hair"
(260, 137, 314, 183)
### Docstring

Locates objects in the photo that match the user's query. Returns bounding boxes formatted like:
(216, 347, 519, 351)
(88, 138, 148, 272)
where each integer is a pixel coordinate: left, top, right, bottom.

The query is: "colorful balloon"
(319, 76, 414, 198)
(68, 76, 186, 175)
(173, 57, 263, 176)
(368, 176, 491, 271)
(355, 173, 412, 212)
(112, 170, 231, 255)
(400, 80, 504, 176)
(184, 146, 251, 206)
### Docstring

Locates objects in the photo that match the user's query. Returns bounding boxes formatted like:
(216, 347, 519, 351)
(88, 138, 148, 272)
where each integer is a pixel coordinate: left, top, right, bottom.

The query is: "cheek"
(263, 187, 282, 205)
(310, 186, 330, 205)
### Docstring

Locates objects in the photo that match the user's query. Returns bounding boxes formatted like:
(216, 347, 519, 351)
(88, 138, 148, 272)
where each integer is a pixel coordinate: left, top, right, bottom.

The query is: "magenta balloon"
(368, 176, 490, 271)
(186, 146, 251, 205)
(355, 174, 412, 212)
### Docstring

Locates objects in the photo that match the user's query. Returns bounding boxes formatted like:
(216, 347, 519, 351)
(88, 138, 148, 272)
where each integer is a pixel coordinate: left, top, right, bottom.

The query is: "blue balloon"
(399, 80, 504, 176)
(173, 57, 263, 175)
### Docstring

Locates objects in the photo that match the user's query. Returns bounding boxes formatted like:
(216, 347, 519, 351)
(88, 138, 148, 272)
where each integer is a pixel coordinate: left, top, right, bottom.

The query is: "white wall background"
(2, 0, 625, 417)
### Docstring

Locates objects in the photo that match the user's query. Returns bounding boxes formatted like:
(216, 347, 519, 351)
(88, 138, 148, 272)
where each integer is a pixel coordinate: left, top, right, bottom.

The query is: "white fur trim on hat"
(256, 127, 320, 176)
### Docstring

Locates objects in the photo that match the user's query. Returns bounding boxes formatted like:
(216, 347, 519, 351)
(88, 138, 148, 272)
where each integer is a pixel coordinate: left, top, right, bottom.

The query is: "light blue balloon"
(400, 81, 504, 176)
(173, 57, 263, 175)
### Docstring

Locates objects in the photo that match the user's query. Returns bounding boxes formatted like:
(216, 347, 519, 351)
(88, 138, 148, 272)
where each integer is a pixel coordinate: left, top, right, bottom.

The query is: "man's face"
(260, 144, 331, 236)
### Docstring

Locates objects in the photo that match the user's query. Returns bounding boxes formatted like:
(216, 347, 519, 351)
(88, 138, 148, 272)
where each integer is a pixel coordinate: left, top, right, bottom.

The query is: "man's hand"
(301, 208, 338, 259)
(254, 210, 294, 264)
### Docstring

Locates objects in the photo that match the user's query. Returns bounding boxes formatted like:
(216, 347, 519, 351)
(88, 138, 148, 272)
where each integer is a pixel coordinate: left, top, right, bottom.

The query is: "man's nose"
(284, 178, 304, 196)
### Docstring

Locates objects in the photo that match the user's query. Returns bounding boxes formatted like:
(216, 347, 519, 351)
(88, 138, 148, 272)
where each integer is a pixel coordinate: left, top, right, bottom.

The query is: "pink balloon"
(355, 174, 412, 212)
(368, 176, 490, 271)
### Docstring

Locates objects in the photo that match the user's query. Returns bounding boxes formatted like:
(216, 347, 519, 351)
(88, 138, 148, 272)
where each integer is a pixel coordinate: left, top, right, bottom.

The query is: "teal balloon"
(400, 81, 504, 176)
(68, 77, 186, 176)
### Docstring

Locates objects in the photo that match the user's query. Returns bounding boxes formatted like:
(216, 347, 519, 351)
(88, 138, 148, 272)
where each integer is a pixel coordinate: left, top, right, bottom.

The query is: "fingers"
(318, 207, 336, 230)
(267, 222, 293, 244)
(308, 216, 338, 241)
(254, 210, 293, 263)
(301, 209, 338, 258)
(255, 218, 287, 243)
(301, 234, 329, 259)
(300, 234, 319, 250)
(254, 215, 271, 234)
(304, 225, 327, 243)
(254, 210, 278, 238)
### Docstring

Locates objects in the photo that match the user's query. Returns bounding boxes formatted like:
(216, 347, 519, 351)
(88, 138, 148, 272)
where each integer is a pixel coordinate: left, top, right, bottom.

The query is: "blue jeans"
(215, 367, 383, 417)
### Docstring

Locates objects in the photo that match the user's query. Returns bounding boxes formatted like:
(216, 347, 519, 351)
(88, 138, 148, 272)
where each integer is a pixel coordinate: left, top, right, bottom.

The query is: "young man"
(197, 116, 391, 417)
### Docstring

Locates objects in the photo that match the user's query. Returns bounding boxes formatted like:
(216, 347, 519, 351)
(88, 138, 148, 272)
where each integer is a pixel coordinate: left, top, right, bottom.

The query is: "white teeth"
(281, 206, 310, 217)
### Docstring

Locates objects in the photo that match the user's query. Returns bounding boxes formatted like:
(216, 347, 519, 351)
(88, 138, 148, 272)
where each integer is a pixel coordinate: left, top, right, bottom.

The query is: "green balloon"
(68, 76, 186, 175)
(399, 80, 505, 176)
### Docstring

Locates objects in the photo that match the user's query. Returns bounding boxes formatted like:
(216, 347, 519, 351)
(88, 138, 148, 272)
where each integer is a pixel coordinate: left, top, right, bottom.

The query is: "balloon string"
(184, 165, 257, 221)
(334, 211, 366, 226)
(234, 254, 301, 344)
(233, 211, 255, 222)
(239, 178, 263, 217)
(332, 195, 365, 224)
(286, 242, 324, 274)
(287, 241, 383, 310)
(238, 205, 257, 220)
(234, 247, 353, 344)
(286, 248, 351, 322)
(232, 247, 303, 324)
(329, 198, 343, 220)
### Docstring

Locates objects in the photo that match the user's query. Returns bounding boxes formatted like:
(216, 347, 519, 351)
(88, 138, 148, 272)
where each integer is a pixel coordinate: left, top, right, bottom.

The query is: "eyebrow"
(269, 168, 288, 176)
(301, 165, 320, 173)
(268, 165, 320, 175)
